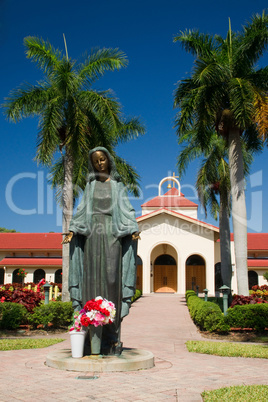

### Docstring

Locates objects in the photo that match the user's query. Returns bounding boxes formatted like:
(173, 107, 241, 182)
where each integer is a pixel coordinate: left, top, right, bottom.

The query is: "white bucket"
(70, 330, 86, 358)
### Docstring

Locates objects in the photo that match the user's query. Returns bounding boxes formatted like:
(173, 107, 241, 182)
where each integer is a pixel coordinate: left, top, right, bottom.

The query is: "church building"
(1, 176, 268, 295)
(136, 176, 268, 295)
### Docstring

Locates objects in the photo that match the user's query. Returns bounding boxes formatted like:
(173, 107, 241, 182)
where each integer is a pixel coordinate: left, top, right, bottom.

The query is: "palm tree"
(174, 12, 268, 295)
(180, 133, 232, 293)
(197, 161, 232, 297)
(178, 132, 261, 297)
(178, 133, 232, 292)
(3, 36, 145, 301)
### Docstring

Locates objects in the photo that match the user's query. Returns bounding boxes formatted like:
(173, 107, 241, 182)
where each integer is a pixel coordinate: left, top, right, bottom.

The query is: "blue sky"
(0, 0, 267, 233)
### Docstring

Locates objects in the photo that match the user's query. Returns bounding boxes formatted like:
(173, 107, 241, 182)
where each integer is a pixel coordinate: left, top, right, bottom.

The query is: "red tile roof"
(0, 233, 62, 250)
(0, 258, 62, 266)
(247, 259, 268, 267)
(141, 188, 198, 208)
(230, 233, 268, 250)
(247, 233, 268, 250)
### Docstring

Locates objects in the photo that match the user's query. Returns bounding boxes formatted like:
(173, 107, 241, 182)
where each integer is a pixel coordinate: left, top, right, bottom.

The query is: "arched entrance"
(0, 268, 4, 285)
(215, 262, 223, 291)
(154, 254, 177, 293)
(34, 269, 46, 283)
(248, 270, 258, 290)
(55, 269, 62, 284)
(12, 268, 23, 284)
(186, 255, 206, 291)
(136, 256, 143, 291)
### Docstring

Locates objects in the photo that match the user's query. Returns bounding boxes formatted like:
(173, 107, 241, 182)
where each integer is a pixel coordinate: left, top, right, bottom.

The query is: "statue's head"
(88, 147, 121, 182)
(91, 150, 110, 177)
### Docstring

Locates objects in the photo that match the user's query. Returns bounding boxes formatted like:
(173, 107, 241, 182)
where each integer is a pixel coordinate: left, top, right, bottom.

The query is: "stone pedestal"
(46, 348, 154, 372)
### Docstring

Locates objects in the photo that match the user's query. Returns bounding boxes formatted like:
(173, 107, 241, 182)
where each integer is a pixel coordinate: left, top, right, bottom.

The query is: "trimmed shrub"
(28, 304, 53, 328)
(47, 301, 73, 327)
(131, 289, 142, 303)
(226, 303, 268, 331)
(186, 290, 229, 332)
(28, 301, 73, 329)
(0, 302, 28, 330)
(231, 294, 268, 307)
(0, 288, 44, 312)
(186, 290, 196, 302)
(206, 297, 224, 311)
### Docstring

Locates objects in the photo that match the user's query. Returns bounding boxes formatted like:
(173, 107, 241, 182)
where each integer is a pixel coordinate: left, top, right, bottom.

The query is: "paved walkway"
(0, 294, 268, 401)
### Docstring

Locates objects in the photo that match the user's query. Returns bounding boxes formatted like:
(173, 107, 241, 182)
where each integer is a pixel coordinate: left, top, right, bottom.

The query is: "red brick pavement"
(0, 294, 268, 401)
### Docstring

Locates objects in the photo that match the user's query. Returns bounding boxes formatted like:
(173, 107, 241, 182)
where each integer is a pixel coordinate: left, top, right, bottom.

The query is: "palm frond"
(229, 77, 255, 129)
(193, 60, 226, 86)
(237, 11, 268, 68)
(78, 48, 128, 85)
(79, 89, 122, 131)
(113, 155, 141, 197)
(243, 125, 264, 154)
(250, 67, 268, 90)
(113, 117, 145, 144)
(36, 99, 65, 165)
(3, 83, 49, 122)
(177, 137, 202, 177)
(52, 59, 79, 96)
(174, 30, 215, 58)
(253, 91, 268, 140)
(24, 36, 62, 75)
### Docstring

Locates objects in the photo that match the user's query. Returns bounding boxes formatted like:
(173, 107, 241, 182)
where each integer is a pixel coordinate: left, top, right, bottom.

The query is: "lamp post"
(203, 288, 209, 302)
(219, 285, 230, 316)
(43, 282, 52, 305)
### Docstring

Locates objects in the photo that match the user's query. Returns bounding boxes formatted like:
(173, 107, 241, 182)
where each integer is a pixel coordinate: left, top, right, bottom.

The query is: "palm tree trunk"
(219, 194, 232, 299)
(61, 149, 74, 302)
(228, 128, 249, 296)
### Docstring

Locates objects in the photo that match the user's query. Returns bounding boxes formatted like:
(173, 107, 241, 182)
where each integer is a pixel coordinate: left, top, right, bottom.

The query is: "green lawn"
(0, 338, 64, 351)
(186, 340, 268, 358)
(202, 385, 268, 401)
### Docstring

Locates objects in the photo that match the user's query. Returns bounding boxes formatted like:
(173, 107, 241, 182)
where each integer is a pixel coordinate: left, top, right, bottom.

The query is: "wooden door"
(136, 264, 143, 291)
(154, 265, 177, 293)
(186, 265, 206, 291)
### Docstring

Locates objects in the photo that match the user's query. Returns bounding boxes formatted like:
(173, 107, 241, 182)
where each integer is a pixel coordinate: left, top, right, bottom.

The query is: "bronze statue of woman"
(62, 147, 139, 355)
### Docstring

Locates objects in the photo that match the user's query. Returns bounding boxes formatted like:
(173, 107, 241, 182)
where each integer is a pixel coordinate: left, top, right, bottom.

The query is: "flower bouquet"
(81, 296, 116, 327)
(69, 296, 116, 332)
(69, 311, 84, 332)
(69, 296, 116, 357)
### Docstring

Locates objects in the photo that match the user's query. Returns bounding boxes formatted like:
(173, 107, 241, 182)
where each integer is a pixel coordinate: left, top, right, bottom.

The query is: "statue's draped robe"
(68, 179, 138, 350)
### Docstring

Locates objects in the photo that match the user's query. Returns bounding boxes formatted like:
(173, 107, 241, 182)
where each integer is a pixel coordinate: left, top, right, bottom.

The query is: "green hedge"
(28, 301, 74, 329)
(186, 290, 229, 332)
(131, 289, 142, 303)
(0, 302, 28, 330)
(226, 303, 268, 331)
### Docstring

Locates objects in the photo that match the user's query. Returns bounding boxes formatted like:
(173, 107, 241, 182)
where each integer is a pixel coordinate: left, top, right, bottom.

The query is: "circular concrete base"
(46, 348, 154, 372)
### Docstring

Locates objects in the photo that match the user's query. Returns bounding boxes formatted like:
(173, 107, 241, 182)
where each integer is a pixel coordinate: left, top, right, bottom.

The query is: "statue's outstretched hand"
(132, 232, 140, 241)
(62, 231, 74, 244)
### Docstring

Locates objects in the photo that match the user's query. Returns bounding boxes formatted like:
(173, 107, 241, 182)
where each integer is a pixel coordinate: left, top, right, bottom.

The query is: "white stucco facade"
(137, 208, 220, 295)
(135, 177, 221, 295)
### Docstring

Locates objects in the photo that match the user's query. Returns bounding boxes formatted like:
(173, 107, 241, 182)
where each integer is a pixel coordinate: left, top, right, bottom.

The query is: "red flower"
(80, 315, 92, 327)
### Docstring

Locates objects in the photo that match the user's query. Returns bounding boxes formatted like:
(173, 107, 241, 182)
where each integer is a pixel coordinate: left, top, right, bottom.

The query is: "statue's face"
(92, 151, 109, 176)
